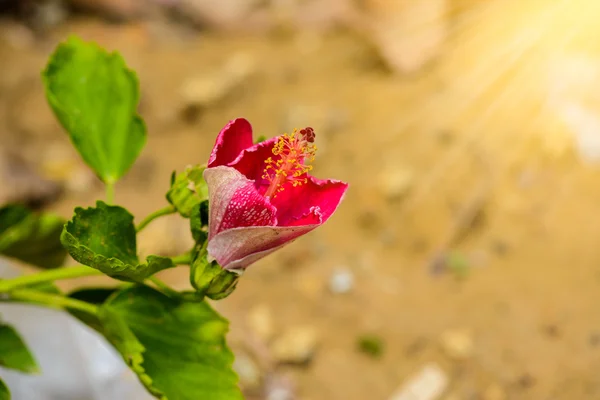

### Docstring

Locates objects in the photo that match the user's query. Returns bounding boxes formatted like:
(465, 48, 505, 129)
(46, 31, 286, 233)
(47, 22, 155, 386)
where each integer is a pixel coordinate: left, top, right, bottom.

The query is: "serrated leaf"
(0, 205, 67, 269)
(166, 165, 209, 218)
(100, 286, 242, 400)
(43, 36, 146, 184)
(61, 201, 173, 281)
(0, 378, 9, 400)
(0, 323, 39, 373)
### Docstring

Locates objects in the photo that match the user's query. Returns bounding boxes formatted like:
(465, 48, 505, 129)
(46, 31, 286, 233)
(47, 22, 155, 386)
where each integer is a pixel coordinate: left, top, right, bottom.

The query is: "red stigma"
(300, 127, 316, 143)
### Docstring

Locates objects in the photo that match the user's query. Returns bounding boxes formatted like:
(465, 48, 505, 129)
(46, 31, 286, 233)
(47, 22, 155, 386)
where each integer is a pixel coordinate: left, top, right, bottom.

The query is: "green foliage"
(43, 36, 146, 184)
(0, 205, 67, 269)
(61, 201, 173, 281)
(99, 286, 243, 400)
(166, 165, 209, 218)
(0, 36, 247, 400)
(0, 323, 39, 373)
(0, 378, 9, 400)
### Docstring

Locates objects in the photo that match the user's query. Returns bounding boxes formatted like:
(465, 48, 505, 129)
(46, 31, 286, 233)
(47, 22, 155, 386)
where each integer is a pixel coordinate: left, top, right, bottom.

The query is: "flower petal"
(228, 136, 279, 184)
(208, 118, 254, 167)
(270, 176, 348, 226)
(207, 224, 318, 270)
(204, 166, 277, 240)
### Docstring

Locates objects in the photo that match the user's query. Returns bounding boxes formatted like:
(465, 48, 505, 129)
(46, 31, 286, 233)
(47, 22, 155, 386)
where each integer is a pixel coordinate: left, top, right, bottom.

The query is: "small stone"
(31, 0, 68, 30)
(232, 352, 262, 393)
(516, 373, 535, 390)
(328, 267, 354, 294)
(364, 0, 448, 73)
(389, 363, 449, 400)
(1, 21, 35, 50)
(265, 373, 296, 400)
(179, 52, 256, 112)
(247, 304, 274, 343)
(271, 326, 319, 365)
(541, 324, 560, 339)
(378, 167, 414, 201)
(439, 329, 473, 360)
(65, 166, 98, 194)
(482, 383, 506, 400)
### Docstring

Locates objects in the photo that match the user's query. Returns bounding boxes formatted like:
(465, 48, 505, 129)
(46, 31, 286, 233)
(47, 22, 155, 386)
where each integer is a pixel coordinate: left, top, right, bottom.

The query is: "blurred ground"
(3, 0, 600, 399)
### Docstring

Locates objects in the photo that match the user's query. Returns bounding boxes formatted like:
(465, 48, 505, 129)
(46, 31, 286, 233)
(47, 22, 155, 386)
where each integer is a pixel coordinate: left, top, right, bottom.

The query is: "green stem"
(0, 266, 102, 293)
(136, 205, 177, 233)
(8, 289, 99, 315)
(106, 181, 115, 204)
(148, 276, 180, 298)
(170, 252, 192, 266)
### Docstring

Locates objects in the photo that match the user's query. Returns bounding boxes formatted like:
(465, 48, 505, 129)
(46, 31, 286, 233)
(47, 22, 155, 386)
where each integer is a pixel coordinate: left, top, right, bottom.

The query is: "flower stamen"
(262, 127, 317, 199)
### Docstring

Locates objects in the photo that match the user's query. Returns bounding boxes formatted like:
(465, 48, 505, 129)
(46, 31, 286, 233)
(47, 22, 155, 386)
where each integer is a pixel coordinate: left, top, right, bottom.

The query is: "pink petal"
(207, 224, 318, 270)
(284, 206, 323, 227)
(270, 176, 348, 226)
(204, 166, 277, 240)
(208, 118, 254, 168)
(229, 136, 279, 185)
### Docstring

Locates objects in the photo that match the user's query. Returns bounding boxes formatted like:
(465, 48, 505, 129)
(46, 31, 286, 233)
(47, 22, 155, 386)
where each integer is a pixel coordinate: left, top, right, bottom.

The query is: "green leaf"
(0, 323, 39, 373)
(0, 205, 67, 269)
(68, 287, 118, 332)
(43, 36, 146, 184)
(61, 201, 173, 281)
(166, 165, 209, 218)
(0, 378, 9, 400)
(100, 286, 242, 400)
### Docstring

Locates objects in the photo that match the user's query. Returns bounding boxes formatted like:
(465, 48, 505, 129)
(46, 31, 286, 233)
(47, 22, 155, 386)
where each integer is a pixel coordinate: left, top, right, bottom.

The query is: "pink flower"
(204, 118, 348, 270)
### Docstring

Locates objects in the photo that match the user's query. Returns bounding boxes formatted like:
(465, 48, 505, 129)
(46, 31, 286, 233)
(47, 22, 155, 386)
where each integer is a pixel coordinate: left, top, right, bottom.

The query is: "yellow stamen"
(263, 128, 317, 199)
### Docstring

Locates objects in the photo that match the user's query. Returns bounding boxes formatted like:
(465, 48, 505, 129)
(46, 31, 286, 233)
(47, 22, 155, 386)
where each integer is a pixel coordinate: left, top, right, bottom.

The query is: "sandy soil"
(3, 2, 600, 398)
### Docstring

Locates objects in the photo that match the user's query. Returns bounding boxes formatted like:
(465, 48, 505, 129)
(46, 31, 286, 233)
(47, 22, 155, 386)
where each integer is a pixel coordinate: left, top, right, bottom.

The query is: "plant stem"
(0, 266, 103, 293)
(8, 289, 99, 315)
(148, 276, 180, 298)
(136, 205, 177, 233)
(106, 181, 115, 204)
(170, 252, 192, 265)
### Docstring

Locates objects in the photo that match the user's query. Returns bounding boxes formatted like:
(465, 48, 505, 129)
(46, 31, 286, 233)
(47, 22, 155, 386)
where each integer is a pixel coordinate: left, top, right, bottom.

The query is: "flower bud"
(190, 246, 241, 300)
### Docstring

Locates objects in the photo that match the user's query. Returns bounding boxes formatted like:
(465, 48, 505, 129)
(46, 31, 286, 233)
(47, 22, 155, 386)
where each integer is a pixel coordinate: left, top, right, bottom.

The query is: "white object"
(0, 260, 152, 400)
(388, 363, 449, 400)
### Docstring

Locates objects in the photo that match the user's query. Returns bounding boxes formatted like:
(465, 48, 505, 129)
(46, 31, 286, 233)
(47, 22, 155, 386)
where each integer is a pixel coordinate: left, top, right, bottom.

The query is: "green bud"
(190, 246, 241, 300)
(189, 202, 208, 244)
(166, 164, 209, 218)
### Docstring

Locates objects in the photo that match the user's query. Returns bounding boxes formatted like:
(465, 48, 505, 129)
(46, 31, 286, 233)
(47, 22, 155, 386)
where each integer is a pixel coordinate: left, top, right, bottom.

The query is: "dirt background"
(3, 0, 600, 399)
